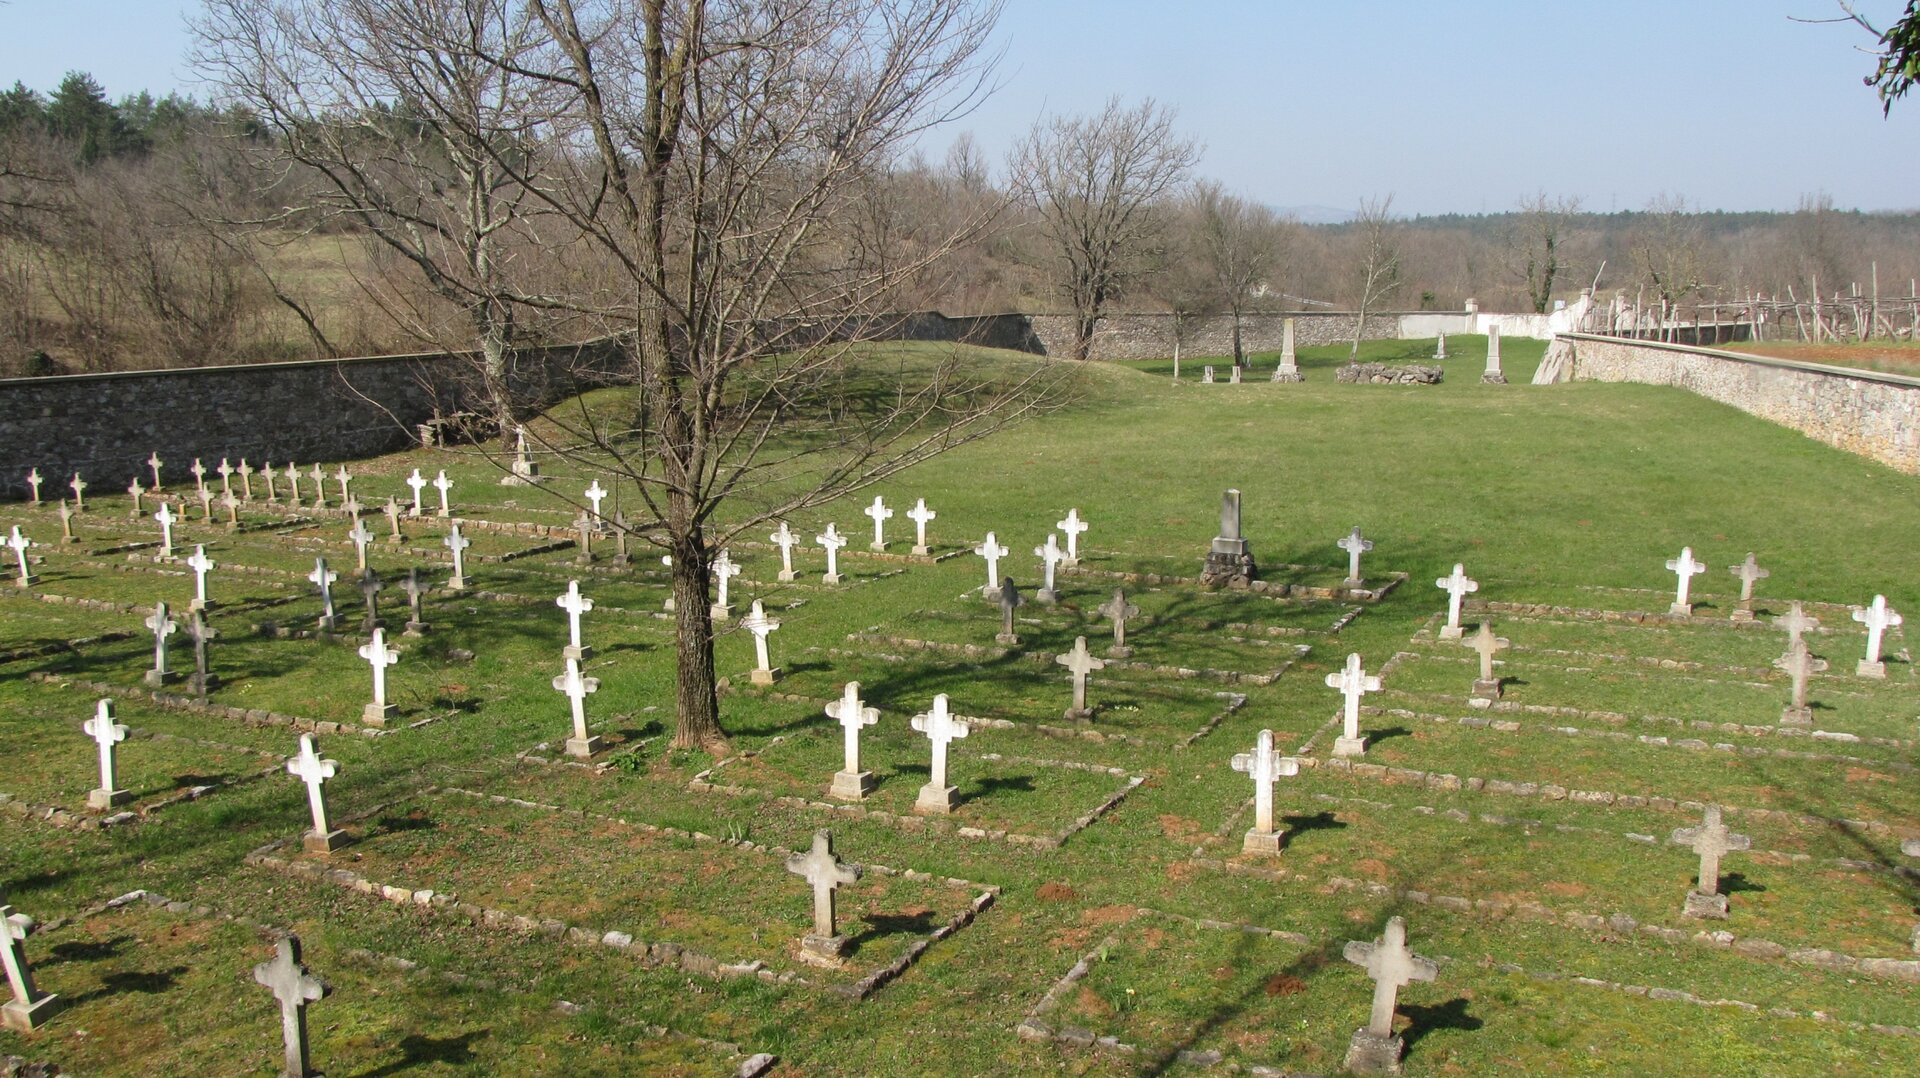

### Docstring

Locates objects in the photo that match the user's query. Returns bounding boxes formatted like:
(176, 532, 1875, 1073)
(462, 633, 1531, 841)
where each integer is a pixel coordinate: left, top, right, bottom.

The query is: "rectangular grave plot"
(695, 719, 1142, 846)
(23, 678, 348, 757)
(0, 599, 138, 660)
(16, 896, 735, 1077)
(9, 560, 299, 613)
(264, 789, 987, 990)
(1438, 612, 1859, 674)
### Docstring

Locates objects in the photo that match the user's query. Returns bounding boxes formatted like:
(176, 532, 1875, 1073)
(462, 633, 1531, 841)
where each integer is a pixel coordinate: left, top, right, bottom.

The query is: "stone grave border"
(0, 629, 136, 665)
(1060, 560, 1407, 603)
(27, 671, 392, 739)
(841, 628, 1308, 687)
(245, 784, 998, 1002)
(731, 536, 970, 567)
(515, 717, 661, 771)
(1400, 641, 1889, 701)
(1408, 622, 1905, 683)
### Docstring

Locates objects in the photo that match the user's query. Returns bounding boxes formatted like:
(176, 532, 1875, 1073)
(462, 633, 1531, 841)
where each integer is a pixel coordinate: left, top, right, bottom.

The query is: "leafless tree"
(1009, 96, 1199, 360)
(1629, 193, 1709, 306)
(1183, 180, 1286, 366)
(193, 0, 561, 443)
(1505, 191, 1582, 314)
(1348, 195, 1400, 358)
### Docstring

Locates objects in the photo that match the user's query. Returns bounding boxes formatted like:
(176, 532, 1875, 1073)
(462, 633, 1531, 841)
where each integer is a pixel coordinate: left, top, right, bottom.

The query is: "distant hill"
(1273, 203, 1355, 225)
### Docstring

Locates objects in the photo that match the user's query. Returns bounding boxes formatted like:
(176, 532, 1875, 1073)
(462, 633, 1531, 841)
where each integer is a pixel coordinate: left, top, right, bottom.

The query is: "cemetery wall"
(1022, 312, 1404, 360)
(1560, 332, 1920, 474)
(0, 340, 625, 499)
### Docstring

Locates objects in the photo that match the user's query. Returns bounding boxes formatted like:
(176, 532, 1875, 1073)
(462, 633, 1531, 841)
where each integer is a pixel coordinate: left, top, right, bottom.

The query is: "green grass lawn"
(5, 337, 1920, 1075)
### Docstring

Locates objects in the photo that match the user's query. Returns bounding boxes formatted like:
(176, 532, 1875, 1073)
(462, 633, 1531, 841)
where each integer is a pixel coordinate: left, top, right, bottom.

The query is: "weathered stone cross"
(237, 459, 255, 501)
(55, 499, 74, 544)
(825, 681, 880, 801)
(1055, 635, 1104, 719)
(195, 483, 214, 522)
(307, 463, 327, 509)
(910, 693, 969, 814)
(1435, 563, 1477, 640)
(786, 829, 861, 960)
(1665, 545, 1706, 615)
(443, 523, 471, 589)
(405, 469, 427, 516)
(383, 496, 404, 544)
(287, 733, 343, 853)
(189, 458, 209, 498)
(1056, 507, 1089, 565)
(145, 601, 178, 686)
(401, 567, 430, 636)
(2, 896, 61, 1031)
(864, 495, 893, 551)
(24, 468, 41, 505)
(253, 935, 328, 1078)
(1670, 804, 1750, 918)
(1727, 552, 1769, 620)
(186, 545, 216, 611)
(973, 531, 1008, 597)
(333, 464, 353, 505)
(1466, 621, 1509, 701)
(1337, 526, 1374, 587)
(83, 699, 130, 811)
(1851, 593, 1902, 678)
(557, 578, 595, 660)
(552, 656, 602, 758)
(583, 479, 608, 526)
(907, 498, 936, 555)
(285, 462, 303, 507)
(995, 576, 1024, 645)
(770, 521, 799, 581)
(186, 609, 218, 700)
(67, 473, 87, 513)
(221, 489, 240, 529)
(357, 628, 399, 725)
(216, 458, 234, 498)
(146, 451, 164, 492)
(6, 526, 35, 588)
(347, 518, 373, 572)
(1775, 637, 1827, 725)
(127, 476, 146, 518)
(1775, 600, 1820, 654)
(153, 502, 177, 558)
(1097, 588, 1140, 657)
(1342, 916, 1437, 1069)
(1231, 727, 1299, 853)
(1326, 652, 1381, 756)
(308, 557, 339, 631)
(816, 523, 846, 584)
(432, 470, 452, 516)
(709, 549, 740, 620)
(1033, 533, 1066, 603)
(743, 599, 781, 685)
(262, 461, 278, 504)
(357, 569, 385, 633)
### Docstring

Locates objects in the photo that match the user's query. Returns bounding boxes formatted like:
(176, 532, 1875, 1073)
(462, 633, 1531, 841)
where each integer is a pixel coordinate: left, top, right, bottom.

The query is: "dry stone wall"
(1561, 333, 1920, 474)
(1024, 312, 1403, 360)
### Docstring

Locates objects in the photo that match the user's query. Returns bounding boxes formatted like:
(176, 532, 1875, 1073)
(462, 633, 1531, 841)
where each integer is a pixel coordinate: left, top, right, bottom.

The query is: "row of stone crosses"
(1193, 323, 1509, 386)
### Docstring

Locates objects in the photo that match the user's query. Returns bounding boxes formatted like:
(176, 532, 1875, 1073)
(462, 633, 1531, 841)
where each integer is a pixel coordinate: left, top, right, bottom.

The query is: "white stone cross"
(1775, 637, 1828, 722)
(333, 464, 352, 504)
(82, 699, 130, 810)
(444, 524, 471, 589)
(1232, 728, 1299, 850)
(127, 476, 146, 518)
(147, 451, 164, 491)
(1097, 588, 1140, 656)
(145, 601, 178, 685)
(1326, 652, 1382, 756)
(825, 681, 880, 800)
(221, 489, 240, 528)
(347, 519, 373, 571)
(238, 459, 255, 500)
(287, 733, 340, 848)
(1337, 526, 1374, 586)
(1343, 917, 1438, 1040)
(1729, 552, 1770, 615)
(1033, 533, 1066, 603)
(770, 521, 800, 581)
(709, 549, 741, 619)
(1670, 804, 1750, 900)
(864, 496, 893, 551)
(556, 578, 595, 660)
(24, 468, 41, 505)
(67, 473, 87, 512)
(816, 523, 847, 584)
(357, 628, 399, 724)
(6, 526, 34, 588)
(308, 557, 339, 630)
(432, 470, 453, 517)
(254, 935, 327, 1078)
(216, 458, 234, 498)
(405, 469, 427, 516)
(189, 458, 209, 496)
(787, 829, 861, 944)
(2, 898, 60, 1031)
(382, 497, 404, 544)
(910, 693, 970, 814)
(153, 502, 176, 558)
(1851, 594, 1902, 678)
(262, 462, 278, 503)
(1435, 563, 1478, 639)
(1467, 622, 1509, 683)
(583, 479, 608, 525)
(186, 545, 216, 611)
(195, 484, 214, 522)
(1055, 635, 1105, 718)
(308, 463, 327, 509)
(1775, 600, 1821, 653)
(552, 656, 601, 757)
(743, 599, 781, 684)
(1056, 508, 1089, 565)
(907, 498, 936, 555)
(55, 499, 74, 543)
(973, 531, 1008, 596)
(285, 463, 304, 507)
(1666, 546, 1706, 615)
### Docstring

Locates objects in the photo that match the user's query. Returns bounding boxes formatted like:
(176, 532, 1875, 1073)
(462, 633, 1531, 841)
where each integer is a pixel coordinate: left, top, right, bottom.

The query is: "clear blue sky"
(3, 0, 1915, 215)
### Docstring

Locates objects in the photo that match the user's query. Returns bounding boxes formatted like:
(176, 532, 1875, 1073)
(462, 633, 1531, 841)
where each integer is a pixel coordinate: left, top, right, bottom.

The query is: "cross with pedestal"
(189, 458, 209, 498)
(816, 524, 846, 584)
(1338, 526, 1374, 588)
(1670, 804, 1750, 919)
(253, 935, 328, 1078)
(288, 733, 344, 853)
(308, 463, 328, 509)
(357, 628, 399, 725)
(743, 599, 781, 685)
(342, 494, 363, 523)
(401, 567, 430, 636)
(910, 694, 969, 815)
(1056, 508, 1089, 565)
(583, 479, 607, 527)
(216, 458, 234, 499)
(405, 469, 427, 516)
(196, 484, 214, 522)
(308, 557, 339, 632)
(973, 532, 1008, 597)
(347, 519, 373, 572)
(995, 577, 1024, 645)
(826, 681, 880, 801)
(238, 459, 255, 501)
(1033, 534, 1066, 603)
(286, 463, 304, 508)
(553, 656, 602, 758)
(262, 462, 278, 504)
(1775, 600, 1820, 655)
(1326, 652, 1382, 757)
(357, 569, 385, 633)
(127, 476, 146, 518)
(6, 526, 35, 588)
(67, 473, 87, 512)
(186, 545, 216, 611)
(1728, 552, 1769, 620)
(1666, 546, 1706, 616)
(2, 898, 61, 1032)
(55, 499, 74, 544)
(864, 496, 893, 551)
(557, 579, 594, 660)
(1465, 622, 1509, 703)
(770, 521, 799, 581)
(573, 511, 595, 564)
(383, 497, 404, 545)
(432, 470, 452, 517)
(709, 549, 740, 620)
(153, 502, 176, 558)
(786, 829, 862, 963)
(82, 699, 130, 811)
(907, 498, 936, 556)
(186, 609, 218, 699)
(1851, 594, 1902, 678)
(1231, 727, 1299, 854)
(1435, 563, 1477, 639)
(1775, 637, 1827, 725)
(333, 464, 353, 505)
(147, 451, 164, 492)
(1341, 917, 1438, 1074)
(1097, 588, 1140, 658)
(1055, 635, 1104, 720)
(221, 490, 240, 530)
(145, 601, 178, 686)
(24, 468, 41, 505)
(444, 524, 471, 589)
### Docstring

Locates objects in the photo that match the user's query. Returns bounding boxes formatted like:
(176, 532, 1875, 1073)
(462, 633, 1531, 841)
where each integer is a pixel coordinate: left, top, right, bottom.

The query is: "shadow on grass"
(354, 1029, 490, 1077)
(1279, 810, 1347, 840)
(1400, 996, 1483, 1051)
(49, 935, 130, 964)
(845, 909, 940, 958)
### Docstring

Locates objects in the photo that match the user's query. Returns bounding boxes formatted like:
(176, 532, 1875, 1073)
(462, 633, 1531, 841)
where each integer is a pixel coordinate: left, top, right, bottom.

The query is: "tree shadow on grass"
(1279, 811, 1347, 840)
(1366, 725, 1412, 746)
(68, 965, 188, 1005)
(49, 936, 130, 964)
(845, 909, 939, 958)
(1400, 996, 1483, 1051)
(959, 773, 1034, 809)
(354, 1030, 490, 1078)
(1719, 872, 1766, 896)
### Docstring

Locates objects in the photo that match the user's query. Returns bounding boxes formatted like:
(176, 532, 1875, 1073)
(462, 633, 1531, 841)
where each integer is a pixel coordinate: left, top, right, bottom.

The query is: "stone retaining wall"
(1559, 333, 1920, 474)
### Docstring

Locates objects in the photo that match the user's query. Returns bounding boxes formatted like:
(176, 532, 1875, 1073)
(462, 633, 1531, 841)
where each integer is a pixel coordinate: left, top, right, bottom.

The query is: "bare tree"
(1505, 191, 1581, 314)
(489, 0, 1058, 751)
(193, 0, 558, 443)
(1630, 193, 1709, 306)
(1009, 96, 1199, 360)
(1348, 195, 1400, 358)
(1184, 180, 1285, 366)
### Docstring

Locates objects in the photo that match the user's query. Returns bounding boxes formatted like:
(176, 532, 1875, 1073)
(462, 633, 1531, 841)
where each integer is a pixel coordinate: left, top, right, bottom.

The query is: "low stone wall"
(1024, 311, 1402, 361)
(1559, 333, 1920, 474)
(1336, 362, 1443, 385)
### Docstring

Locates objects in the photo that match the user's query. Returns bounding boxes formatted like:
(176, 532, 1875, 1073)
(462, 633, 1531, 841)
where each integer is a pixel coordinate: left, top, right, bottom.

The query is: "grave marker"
(1033, 533, 1066, 603)
(65, 473, 86, 513)
(405, 469, 427, 516)
(972, 531, 1008, 597)
(253, 935, 328, 1078)
(1337, 526, 1374, 588)
(263, 462, 278, 504)
(238, 459, 255, 501)
(186, 545, 216, 612)
(584, 479, 608, 526)
(1482, 323, 1507, 383)
(5, 526, 34, 588)
(505, 424, 542, 484)
(196, 483, 215, 522)
(787, 830, 862, 964)
(1272, 317, 1303, 381)
(907, 498, 936, 555)
(864, 495, 893, 551)
(383, 496, 405, 545)
(288, 734, 345, 853)
(357, 569, 385, 633)
(770, 521, 800, 581)
(1433, 331, 1447, 360)
(1665, 546, 1706, 616)
(557, 579, 595, 660)
(190, 458, 209, 499)
(400, 567, 430, 636)
(709, 549, 740, 621)
(1057, 508, 1089, 565)
(1, 898, 61, 1032)
(1850, 594, 1902, 678)
(127, 476, 146, 518)
(1774, 637, 1827, 726)
(553, 656, 602, 758)
(433, 470, 453, 517)
(1326, 652, 1381, 757)
(995, 577, 1024, 645)
(147, 451, 164, 492)
(443, 523, 471, 590)
(817, 523, 846, 584)
(1465, 622, 1509, 703)
(1201, 365, 1215, 383)
(1202, 488, 1255, 586)
(82, 699, 130, 811)
(1727, 552, 1769, 621)
(825, 681, 881, 801)
(1055, 635, 1105, 720)
(285, 463, 303, 508)
(1434, 563, 1477, 640)
(216, 458, 235, 499)
(186, 609, 218, 700)
(909, 693, 969, 814)
(333, 464, 353, 505)
(1775, 600, 1820, 655)
(153, 502, 177, 559)
(573, 511, 595, 565)
(1097, 588, 1140, 657)
(308, 463, 327, 510)
(743, 599, 781, 685)
(347, 518, 373, 572)
(221, 490, 241, 530)
(611, 509, 631, 565)
(1231, 728, 1299, 854)
(23, 468, 40, 506)
(1341, 917, 1438, 1075)
(56, 499, 75, 543)
(144, 601, 178, 686)
(308, 557, 340, 632)
(1670, 804, 1750, 919)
